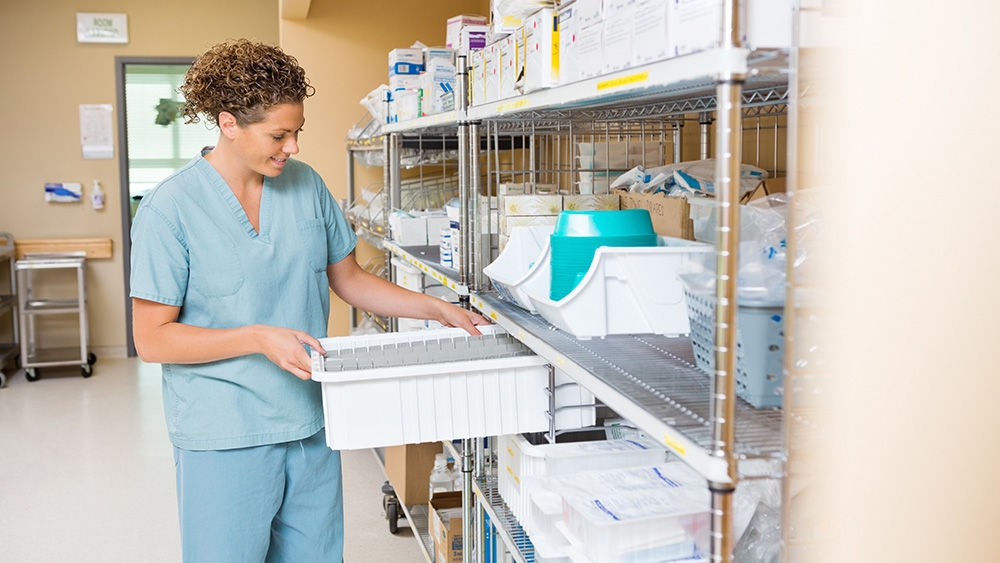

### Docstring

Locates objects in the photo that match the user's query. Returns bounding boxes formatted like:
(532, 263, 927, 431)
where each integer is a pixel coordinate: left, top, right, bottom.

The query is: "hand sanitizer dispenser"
(91, 179, 105, 210)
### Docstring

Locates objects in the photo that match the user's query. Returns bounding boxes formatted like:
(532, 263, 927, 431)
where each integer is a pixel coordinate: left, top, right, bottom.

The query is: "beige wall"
(279, 0, 490, 337)
(0, 1, 278, 356)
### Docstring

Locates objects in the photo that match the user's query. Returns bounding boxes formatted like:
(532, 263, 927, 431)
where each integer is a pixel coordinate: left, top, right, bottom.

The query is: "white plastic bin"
(483, 225, 554, 313)
(497, 434, 668, 533)
(312, 326, 554, 450)
(526, 237, 713, 339)
(551, 464, 710, 563)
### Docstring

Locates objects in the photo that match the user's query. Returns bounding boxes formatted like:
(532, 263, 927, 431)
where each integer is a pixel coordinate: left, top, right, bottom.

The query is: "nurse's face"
(235, 103, 305, 177)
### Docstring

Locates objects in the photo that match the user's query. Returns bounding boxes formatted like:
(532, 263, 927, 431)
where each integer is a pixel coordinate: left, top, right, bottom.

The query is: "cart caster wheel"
(82, 364, 93, 378)
(25, 368, 38, 382)
(386, 497, 400, 534)
(87, 353, 97, 366)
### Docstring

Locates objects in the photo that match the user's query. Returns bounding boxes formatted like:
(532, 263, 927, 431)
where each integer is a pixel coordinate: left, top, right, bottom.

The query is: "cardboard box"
(524, 8, 559, 92)
(671, 0, 723, 57)
(633, 0, 671, 66)
(469, 49, 486, 106)
(617, 191, 694, 240)
(577, 23, 604, 79)
(602, 4, 634, 73)
(485, 41, 501, 102)
(502, 194, 563, 216)
(384, 442, 442, 506)
(558, 2, 582, 85)
(498, 35, 517, 100)
(563, 193, 621, 211)
(389, 48, 424, 75)
(576, 0, 604, 27)
(447, 14, 489, 49)
(430, 491, 464, 563)
(742, 176, 787, 203)
(502, 214, 559, 236)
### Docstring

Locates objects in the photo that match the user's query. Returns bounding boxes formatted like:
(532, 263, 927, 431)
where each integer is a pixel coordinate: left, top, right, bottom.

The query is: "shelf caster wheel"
(386, 498, 400, 534)
(381, 481, 401, 534)
(87, 352, 97, 366)
(0, 371, 6, 387)
(25, 368, 38, 382)
(82, 364, 93, 378)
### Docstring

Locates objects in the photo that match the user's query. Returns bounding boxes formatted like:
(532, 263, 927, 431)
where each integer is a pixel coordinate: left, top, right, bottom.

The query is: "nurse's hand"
(253, 325, 326, 380)
(434, 301, 491, 336)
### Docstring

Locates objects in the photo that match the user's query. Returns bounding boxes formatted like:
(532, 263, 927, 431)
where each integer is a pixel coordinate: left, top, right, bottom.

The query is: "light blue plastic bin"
(684, 290, 785, 409)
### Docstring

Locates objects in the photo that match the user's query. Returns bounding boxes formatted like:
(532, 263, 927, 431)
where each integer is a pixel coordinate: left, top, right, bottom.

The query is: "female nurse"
(129, 39, 488, 562)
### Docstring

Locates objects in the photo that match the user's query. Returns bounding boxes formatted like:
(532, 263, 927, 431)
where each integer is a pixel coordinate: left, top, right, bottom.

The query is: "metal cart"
(16, 252, 96, 381)
(0, 233, 19, 387)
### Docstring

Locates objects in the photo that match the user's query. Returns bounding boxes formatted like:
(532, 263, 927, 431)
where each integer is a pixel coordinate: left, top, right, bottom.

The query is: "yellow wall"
(0, 1, 278, 356)
(280, 0, 490, 336)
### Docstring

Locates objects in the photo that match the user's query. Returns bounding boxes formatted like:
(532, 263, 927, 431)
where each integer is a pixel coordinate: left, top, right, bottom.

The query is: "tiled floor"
(0, 358, 428, 562)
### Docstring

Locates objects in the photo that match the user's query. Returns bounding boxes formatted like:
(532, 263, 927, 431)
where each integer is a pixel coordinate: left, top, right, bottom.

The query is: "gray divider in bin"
(318, 330, 534, 373)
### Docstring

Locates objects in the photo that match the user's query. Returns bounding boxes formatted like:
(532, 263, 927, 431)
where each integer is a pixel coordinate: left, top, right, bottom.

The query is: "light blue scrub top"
(130, 152, 357, 451)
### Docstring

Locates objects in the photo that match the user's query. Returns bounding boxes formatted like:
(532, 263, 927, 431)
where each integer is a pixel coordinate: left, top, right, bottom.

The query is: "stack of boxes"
(381, 2, 792, 121)
(387, 47, 424, 123)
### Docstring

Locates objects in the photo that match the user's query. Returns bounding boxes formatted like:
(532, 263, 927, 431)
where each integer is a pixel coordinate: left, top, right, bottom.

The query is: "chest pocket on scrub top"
(296, 217, 329, 273)
(188, 233, 245, 298)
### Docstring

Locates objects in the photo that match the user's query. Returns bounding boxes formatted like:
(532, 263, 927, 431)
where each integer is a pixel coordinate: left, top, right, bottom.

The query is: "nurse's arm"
(326, 253, 488, 336)
(131, 297, 324, 380)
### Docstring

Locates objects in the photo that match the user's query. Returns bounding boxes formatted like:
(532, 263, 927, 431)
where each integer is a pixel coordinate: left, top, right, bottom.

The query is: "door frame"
(115, 56, 195, 357)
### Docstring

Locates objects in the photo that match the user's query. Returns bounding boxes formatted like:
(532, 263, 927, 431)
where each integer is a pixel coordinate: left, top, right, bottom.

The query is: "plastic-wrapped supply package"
(492, 0, 555, 34)
(609, 159, 768, 199)
(549, 463, 711, 562)
(734, 502, 781, 563)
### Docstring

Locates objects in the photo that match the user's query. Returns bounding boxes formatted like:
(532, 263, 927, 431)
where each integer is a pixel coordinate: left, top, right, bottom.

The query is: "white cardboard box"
(499, 35, 518, 99)
(447, 14, 489, 49)
(577, 23, 604, 79)
(671, 0, 722, 57)
(633, 0, 671, 66)
(469, 49, 486, 106)
(558, 2, 581, 85)
(576, 0, 604, 27)
(485, 41, 501, 102)
(524, 8, 558, 92)
(389, 47, 424, 75)
(602, 4, 635, 73)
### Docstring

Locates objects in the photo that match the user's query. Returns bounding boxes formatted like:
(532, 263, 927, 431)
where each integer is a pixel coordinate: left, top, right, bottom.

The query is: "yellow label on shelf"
(490, 312, 498, 320)
(496, 98, 530, 113)
(518, 331, 526, 340)
(556, 357, 565, 367)
(662, 433, 687, 457)
(597, 71, 650, 91)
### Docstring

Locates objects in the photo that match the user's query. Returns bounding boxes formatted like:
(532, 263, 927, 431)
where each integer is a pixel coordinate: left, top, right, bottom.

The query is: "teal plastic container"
(549, 209, 658, 301)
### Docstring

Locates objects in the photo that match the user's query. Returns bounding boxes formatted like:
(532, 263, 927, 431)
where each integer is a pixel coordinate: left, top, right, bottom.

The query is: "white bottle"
(448, 455, 463, 491)
(429, 453, 453, 499)
(91, 179, 105, 210)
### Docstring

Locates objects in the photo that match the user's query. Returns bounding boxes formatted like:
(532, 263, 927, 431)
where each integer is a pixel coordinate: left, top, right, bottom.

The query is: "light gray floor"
(0, 357, 428, 562)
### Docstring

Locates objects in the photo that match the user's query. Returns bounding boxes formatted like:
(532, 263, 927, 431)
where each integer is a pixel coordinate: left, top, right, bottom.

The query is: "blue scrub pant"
(173, 429, 344, 563)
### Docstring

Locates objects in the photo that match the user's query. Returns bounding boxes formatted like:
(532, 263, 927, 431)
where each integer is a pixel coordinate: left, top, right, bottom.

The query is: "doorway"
(115, 57, 219, 356)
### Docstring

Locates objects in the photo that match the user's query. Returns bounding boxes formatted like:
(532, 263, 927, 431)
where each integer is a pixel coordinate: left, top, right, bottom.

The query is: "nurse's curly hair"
(179, 39, 315, 127)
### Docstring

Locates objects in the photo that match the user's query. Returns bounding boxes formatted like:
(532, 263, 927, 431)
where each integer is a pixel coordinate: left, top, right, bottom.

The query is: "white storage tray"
(483, 225, 554, 314)
(551, 464, 710, 563)
(526, 237, 713, 339)
(498, 433, 667, 534)
(312, 326, 556, 450)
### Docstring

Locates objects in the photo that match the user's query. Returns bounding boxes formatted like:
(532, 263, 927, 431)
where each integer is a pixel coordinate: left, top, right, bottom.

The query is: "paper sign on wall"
(77, 13, 129, 44)
(80, 104, 114, 159)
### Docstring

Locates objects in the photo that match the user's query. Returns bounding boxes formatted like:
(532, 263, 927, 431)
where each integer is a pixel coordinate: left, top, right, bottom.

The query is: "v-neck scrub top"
(130, 152, 358, 451)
